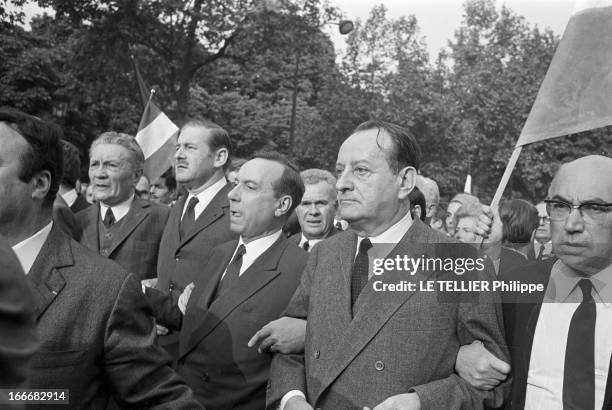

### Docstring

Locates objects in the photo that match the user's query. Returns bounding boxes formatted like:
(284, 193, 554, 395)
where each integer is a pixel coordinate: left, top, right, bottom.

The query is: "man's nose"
(336, 170, 353, 192)
(563, 208, 585, 233)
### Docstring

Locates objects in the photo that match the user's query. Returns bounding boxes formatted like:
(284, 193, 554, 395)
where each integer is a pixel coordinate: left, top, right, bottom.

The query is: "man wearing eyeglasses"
(455, 155, 612, 409)
(528, 201, 554, 260)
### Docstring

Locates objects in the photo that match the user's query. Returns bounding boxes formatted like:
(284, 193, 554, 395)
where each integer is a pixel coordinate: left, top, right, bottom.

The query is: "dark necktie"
(335, 221, 343, 231)
(563, 278, 596, 410)
(179, 197, 199, 240)
(303, 241, 310, 252)
(215, 244, 246, 299)
(351, 238, 372, 312)
(103, 208, 115, 228)
(536, 243, 546, 260)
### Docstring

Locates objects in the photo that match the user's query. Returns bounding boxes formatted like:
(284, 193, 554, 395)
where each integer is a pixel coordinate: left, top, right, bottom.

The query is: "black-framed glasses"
(544, 199, 612, 224)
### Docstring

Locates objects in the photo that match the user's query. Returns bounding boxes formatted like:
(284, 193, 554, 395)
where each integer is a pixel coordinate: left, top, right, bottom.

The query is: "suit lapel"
(106, 198, 150, 256)
(169, 195, 186, 246)
(179, 236, 287, 358)
(180, 184, 230, 246)
(314, 220, 433, 399)
(27, 225, 73, 320)
(80, 205, 100, 252)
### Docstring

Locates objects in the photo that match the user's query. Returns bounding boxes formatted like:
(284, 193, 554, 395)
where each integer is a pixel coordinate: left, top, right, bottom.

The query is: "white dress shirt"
(298, 235, 324, 252)
(12, 222, 53, 274)
(525, 260, 612, 410)
(181, 177, 227, 221)
(99, 194, 134, 223)
(222, 230, 283, 279)
(281, 211, 414, 408)
(61, 188, 78, 207)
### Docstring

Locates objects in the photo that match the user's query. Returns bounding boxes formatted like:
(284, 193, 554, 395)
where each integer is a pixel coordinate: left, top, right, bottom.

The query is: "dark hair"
(252, 151, 304, 215)
(182, 119, 232, 171)
(499, 199, 539, 248)
(408, 186, 427, 222)
(160, 167, 177, 191)
(0, 108, 63, 208)
(61, 140, 81, 189)
(353, 119, 421, 173)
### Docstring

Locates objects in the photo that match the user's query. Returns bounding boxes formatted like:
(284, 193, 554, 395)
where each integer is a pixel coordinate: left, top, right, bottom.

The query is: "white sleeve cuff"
(280, 390, 306, 410)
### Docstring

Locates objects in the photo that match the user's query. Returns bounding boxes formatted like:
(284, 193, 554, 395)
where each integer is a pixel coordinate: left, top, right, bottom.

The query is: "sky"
(328, 0, 576, 59)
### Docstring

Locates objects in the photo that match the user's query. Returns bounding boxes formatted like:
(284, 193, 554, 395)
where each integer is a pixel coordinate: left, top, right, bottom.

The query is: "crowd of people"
(1, 106, 611, 409)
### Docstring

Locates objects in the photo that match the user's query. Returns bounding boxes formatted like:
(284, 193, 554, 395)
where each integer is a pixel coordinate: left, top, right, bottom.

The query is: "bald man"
(456, 155, 612, 409)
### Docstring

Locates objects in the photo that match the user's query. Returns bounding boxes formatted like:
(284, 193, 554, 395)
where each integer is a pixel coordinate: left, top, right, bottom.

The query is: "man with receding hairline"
(457, 155, 612, 409)
(268, 119, 508, 410)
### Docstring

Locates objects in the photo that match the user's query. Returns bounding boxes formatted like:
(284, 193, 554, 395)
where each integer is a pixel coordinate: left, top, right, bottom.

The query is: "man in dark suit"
(161, 151, 308, 409)
(268, 120, 508, 409)
(0, 235, 38, 397)
(290, 168, 340, 252)
(77, 132, 169, 280)
(59, 140, 90, 213)
(460, 155, 612, 409)
(0, 108, 200, 408)
(145, 119, 236, 350)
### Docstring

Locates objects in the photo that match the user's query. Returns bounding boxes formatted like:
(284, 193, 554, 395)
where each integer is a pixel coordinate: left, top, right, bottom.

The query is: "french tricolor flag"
(135, 97, 178, 182)
(517, 0, 612, 146)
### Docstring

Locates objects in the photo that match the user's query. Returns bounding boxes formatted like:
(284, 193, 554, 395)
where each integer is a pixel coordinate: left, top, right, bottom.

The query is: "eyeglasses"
(544, 199, 612, 224)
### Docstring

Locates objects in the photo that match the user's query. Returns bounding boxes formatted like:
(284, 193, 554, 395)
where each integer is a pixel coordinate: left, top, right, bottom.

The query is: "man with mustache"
(145, 119, 236, 356)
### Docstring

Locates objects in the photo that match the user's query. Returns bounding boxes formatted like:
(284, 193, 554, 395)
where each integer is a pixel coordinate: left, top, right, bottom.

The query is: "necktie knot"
(233, 244, 246, 262)
(359, 238, 372, 254)
(103, 208, 115, 228)
(303, 241, 310, 251)
(577, 278, 593, 302)
(186, 196, 199, 213)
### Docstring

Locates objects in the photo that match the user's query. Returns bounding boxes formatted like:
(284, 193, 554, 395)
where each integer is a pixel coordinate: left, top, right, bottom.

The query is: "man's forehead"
(239, 158, 283, 184)
(338, 129, 391, 162)
(303, 181, 336, 200)
(178, 125, 212, 144)
(91, 143, 131, 159)
(550, 160, 612, 202)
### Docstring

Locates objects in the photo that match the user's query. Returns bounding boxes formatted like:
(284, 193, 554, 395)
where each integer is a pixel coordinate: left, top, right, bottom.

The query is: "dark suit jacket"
(500, 260, 612, 409)
(70, 193, 90, 214)
(0, 236, 37, 393)
(147, 184, 236, 321)
(268, 219, 509, 409)
(53, 195, 81, 241)
(26, 224, 201, 409)
(176, 236, 308, 409)
(498, 246, 527, 277)
(77, 197, 170, 280)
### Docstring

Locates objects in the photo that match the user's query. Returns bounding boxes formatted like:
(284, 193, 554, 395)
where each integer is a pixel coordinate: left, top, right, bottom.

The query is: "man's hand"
(455, 340, 510, 390)
(364, 393, 421, 410)
(178, 282, 195, 315)
(474, 205, 503, 250)
(285, 396, 314, 410)
(247, 317, 306, 354)
(156, 324, 169, 335)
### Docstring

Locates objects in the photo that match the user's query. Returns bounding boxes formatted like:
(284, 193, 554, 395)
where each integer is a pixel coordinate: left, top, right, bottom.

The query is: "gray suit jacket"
(268, 219, 509, 409)
(26, 224, 201, 409)
(77, 197, 170, 280)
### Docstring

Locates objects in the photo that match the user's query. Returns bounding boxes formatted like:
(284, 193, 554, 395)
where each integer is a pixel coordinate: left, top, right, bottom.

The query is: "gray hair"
(300, 168, 336, 187)
(90, 131, 144, 173)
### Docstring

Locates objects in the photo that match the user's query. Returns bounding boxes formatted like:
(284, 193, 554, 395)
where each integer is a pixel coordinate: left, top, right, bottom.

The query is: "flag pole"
(490, 145, 522, 209)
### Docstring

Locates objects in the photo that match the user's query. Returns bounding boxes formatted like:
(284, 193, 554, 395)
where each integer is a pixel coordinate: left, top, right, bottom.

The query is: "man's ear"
(31, 170, 52, 201)
(274, 194, 293, 217)
(397, 166, 417, 200)
(214, 148, 229, 169)
(133, 167, 143, 185)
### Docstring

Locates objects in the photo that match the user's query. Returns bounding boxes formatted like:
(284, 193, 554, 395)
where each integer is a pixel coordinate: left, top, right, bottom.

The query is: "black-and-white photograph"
(1, 0, 612, 408)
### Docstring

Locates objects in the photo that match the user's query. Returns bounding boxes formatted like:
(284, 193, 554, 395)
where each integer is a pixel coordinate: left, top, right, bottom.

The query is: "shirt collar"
(547, 259, 612, 306)
(12, 222, 53, 274)
(355, 211, 413, 257)
(240, 230, 283, 260)
(61, 189, 78, 207)
(184, 178, 227, 217)
(299, 234, 324, 248)
(100, 194, 134, 222)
